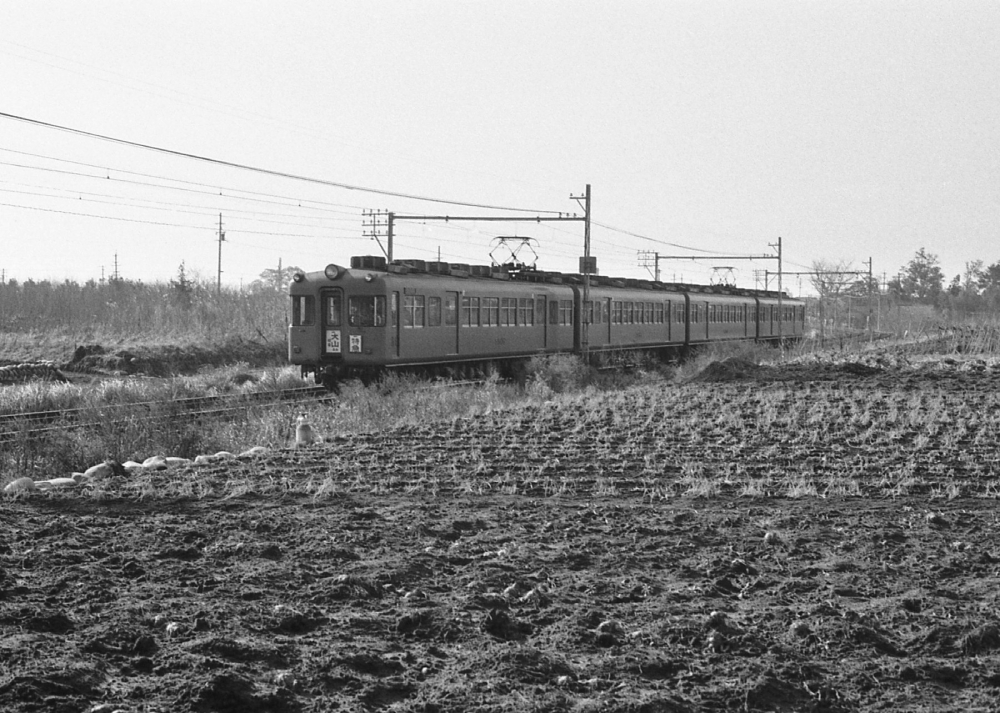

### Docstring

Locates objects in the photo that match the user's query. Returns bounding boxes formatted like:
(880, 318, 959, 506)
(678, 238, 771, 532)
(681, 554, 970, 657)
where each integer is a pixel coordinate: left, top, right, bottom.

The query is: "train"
(288, 254, 806, 387)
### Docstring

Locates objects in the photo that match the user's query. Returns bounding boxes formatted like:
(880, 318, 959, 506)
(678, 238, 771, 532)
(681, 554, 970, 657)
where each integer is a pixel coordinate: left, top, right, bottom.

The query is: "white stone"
(4, 477, 36, 494)
(83, 462, 114, 480)
(239, 446, 269, 458)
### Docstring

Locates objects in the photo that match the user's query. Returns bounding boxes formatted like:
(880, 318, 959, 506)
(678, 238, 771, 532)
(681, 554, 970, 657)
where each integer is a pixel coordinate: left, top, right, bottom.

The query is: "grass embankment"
(5, 314, 1000, 491)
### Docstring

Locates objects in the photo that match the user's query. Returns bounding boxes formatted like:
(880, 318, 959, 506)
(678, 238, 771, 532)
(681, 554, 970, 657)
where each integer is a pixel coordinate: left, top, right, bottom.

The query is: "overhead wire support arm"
(386, 207, 586, 263)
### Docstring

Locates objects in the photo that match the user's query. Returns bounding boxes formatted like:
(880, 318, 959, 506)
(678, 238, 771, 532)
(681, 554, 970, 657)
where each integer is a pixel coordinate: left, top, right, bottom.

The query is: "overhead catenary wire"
(0, 185, 362, 228)
(0, 200, 354, 238)
(0, 111, 566, 214)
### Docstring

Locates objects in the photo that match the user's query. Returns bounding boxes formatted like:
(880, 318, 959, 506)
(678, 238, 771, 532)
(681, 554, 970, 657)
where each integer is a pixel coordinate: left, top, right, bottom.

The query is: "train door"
(445, 291, 459, 355)
(536, 295, 547, 349)
(391, 292, 400, 358)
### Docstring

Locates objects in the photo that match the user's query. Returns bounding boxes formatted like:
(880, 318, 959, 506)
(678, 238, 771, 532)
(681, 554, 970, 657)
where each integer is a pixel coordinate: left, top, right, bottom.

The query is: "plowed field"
(3, 356, 1000, 712)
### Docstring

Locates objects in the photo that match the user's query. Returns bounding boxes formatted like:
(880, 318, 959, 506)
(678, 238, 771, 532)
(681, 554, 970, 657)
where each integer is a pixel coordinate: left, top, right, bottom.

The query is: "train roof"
(336, 255, 796, 300)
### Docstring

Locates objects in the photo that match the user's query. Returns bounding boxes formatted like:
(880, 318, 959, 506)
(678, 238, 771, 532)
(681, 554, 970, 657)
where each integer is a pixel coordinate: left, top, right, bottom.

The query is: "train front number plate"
(326, 330, 341, 353)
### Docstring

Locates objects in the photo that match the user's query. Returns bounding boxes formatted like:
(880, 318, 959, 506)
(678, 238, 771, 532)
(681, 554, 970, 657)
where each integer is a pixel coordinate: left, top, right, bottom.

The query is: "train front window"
(325, 294, 342, 327)
(348, 295, 386, 327)
(292, 296, 315, 326)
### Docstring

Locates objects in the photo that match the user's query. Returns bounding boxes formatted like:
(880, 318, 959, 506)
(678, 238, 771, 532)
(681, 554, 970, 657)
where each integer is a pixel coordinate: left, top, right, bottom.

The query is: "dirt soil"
(3, 359, 1000, 712)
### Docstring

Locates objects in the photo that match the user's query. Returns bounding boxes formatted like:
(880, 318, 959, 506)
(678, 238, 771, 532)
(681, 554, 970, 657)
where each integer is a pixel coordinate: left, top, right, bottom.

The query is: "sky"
(0, 0, 997, 295)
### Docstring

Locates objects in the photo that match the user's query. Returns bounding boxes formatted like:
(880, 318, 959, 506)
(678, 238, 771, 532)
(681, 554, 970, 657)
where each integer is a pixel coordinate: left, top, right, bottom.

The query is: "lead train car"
(288, 256, 805, 386)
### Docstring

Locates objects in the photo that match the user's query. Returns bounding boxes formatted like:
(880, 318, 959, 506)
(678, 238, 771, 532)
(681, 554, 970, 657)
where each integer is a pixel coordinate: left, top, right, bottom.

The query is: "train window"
(624, 302, 633, 324)
(348, 295, 386, 327)
(500, 297, 516, 326)
(518, 298, 533, 326)
(402, 295, 425, 328)
(612, 302, 622, 324)
(654, 303, 663, 324)
(292, 296, 315, 326)
(482, 297, 499, 327)
(560, 300, 573, 325)
(391, 293, 398, 327)
(602, 301, 610, 324)
(645, 303, 654, 324)
(462, 296, 480, 327)
(535, 297, 546, 325)
(444, 294, 458, 326)
(549, 300, 559, 325)
(428, 296, 442, 327)
(584, 301, 594, 325)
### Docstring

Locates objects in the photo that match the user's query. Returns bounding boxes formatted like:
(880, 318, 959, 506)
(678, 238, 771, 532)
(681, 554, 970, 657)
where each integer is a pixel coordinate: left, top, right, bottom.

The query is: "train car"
(686, 290, 757, 344)
(580, 279, 687, 354)
(289, 257, 575, 384)
(289, 255, 806, 385)
(754, 295, 806, 340)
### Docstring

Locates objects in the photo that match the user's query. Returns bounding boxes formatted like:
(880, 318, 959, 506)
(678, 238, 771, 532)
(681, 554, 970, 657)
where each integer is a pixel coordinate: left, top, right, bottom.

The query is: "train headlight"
(324, 264, 341, 280)
(365, 273, 375, 282)
(292, 272, 305, 283)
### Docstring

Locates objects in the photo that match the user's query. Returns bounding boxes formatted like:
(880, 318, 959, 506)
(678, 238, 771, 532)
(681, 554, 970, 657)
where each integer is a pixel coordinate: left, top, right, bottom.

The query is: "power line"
(0, 148, 366, 214)
(0, 185, 361, 228)
(0, 111, 564, 214)
(0, 200, 352, 238)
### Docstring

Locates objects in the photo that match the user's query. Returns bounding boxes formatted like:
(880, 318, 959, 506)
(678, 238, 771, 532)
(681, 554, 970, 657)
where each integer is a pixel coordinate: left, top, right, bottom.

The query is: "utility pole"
(638, 251, 662, 281)
(216, 213, 225, 296)
(363, 210, 392, 261)
(769, 237, 783, 352)
(571, 184, 593, 359)
(864, 256, 873, 341)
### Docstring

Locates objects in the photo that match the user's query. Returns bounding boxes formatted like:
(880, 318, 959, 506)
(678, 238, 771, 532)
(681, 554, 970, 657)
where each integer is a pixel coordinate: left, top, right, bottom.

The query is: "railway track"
(0, 386, 330, 443)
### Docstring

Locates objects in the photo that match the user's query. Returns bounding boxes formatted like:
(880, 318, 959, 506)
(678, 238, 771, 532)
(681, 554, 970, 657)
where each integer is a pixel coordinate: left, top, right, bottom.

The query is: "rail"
(0, 386, 330, 443)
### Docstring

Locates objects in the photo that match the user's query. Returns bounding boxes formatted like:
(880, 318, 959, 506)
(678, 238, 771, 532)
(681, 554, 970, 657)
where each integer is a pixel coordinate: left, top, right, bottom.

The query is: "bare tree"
(810, 260, 858, 336)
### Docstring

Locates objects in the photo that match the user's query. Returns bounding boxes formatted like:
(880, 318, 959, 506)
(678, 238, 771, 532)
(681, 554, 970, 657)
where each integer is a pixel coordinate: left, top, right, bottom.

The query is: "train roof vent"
(470, 265, 492, 278)
(398, 259, 427, 272)
(386, 264, 411, 275)
(351, 255, 387, 271)
(490, 269, 510, 280)
(427, 261, 451, 275)
(544, 272, 564, 284)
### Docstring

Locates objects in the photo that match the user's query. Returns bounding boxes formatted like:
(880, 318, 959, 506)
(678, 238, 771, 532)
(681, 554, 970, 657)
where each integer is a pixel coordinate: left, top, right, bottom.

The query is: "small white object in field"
(4, 477, 37, 494)
(165, 621, 182, 637)
(213, 451, 237, 460)
(763, 531, 781, 546)
(36, 477, 78, 489)
(164, 457, 191, 467)
(142, 456, 168, 470)
(295, 415, 316, 446)
(83, 462, 115, 480)
(193, 455, 216, 466)
(239, 446, 269, 457)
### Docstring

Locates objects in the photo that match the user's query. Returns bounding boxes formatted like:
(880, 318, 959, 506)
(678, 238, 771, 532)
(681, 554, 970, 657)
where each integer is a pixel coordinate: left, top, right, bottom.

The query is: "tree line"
(812, 248, 1000, 313)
